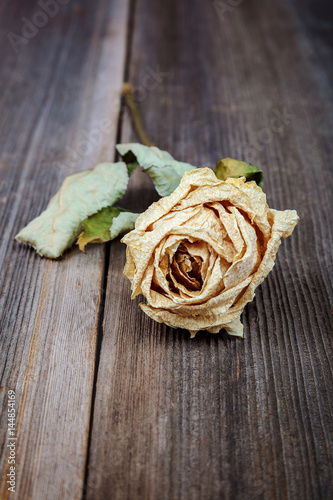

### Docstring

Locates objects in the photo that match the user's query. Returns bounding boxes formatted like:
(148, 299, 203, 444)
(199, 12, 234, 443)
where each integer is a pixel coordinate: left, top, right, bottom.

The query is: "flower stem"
(122, 83, 153, 147)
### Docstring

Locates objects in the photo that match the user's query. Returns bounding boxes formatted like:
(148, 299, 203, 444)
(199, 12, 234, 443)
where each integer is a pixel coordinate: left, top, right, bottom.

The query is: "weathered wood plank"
(0, 0, 129, 498)
(87, 0, 333, 499)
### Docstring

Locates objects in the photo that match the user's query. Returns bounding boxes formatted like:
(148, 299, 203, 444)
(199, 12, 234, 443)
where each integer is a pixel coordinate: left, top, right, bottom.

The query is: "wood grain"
(1, 0, 332, 499)
(87, 0, 333, 499)
(0, 0, 129, 498)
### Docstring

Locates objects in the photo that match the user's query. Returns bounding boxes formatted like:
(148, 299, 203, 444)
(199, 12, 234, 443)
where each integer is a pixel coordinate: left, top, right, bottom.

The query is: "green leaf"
(15, 162, 129, 259)
(214, 158, 263, 187)
(77, 206, 121, 251)
(122, 151, 139, 176)
(109, 210, 140, 239)
(117, 143, 197, 196)
(126, 162, 138, 176)
(77, 206, 140, 252)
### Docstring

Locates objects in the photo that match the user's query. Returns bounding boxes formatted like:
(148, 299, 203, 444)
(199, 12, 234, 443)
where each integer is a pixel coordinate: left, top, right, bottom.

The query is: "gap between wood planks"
(82, 0, 137, 497)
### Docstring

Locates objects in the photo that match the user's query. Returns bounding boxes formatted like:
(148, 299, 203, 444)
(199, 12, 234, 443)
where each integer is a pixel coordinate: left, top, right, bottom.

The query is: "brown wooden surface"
(0, 0, 130, 498)
(1, 0, 333, 499)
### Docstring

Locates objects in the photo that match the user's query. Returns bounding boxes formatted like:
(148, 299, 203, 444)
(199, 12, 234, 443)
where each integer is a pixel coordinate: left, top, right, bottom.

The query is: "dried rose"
(122, 168, 298, 338)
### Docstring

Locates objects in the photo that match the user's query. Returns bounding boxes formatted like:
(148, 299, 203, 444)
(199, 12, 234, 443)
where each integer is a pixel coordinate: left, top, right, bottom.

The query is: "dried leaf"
(117, 143, 197, 196)
(214, 158, 263, 187)
(109, 210, 140, 239)
(15, 162, 128, 258)
(77, 207, 140, 252)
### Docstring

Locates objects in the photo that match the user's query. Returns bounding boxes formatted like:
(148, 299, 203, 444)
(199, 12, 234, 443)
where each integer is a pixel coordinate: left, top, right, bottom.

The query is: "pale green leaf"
(15, 162, 129, 259)
(77, 206, 121, 252)
(77, 206, 139, 252)
(117, 143, 197, 196)
(214, 158, 263, 187)
(109, 210, 139, 240)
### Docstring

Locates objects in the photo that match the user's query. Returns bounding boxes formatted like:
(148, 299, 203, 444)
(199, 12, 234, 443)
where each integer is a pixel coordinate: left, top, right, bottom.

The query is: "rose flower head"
(122, 168, 298, 338)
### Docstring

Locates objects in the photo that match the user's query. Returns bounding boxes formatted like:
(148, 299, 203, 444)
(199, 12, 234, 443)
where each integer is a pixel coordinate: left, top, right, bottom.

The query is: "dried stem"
(122, 83, 153, 147)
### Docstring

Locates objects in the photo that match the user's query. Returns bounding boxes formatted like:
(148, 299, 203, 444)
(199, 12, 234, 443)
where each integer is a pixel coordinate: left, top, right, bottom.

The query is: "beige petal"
(223, 207, 258, 289)
(140, 301, 242, 335)
(135, 168, 220, 231)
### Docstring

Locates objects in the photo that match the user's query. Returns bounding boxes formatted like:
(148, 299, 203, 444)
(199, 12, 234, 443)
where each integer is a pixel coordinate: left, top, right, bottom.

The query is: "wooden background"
(0, 0, 332, 498)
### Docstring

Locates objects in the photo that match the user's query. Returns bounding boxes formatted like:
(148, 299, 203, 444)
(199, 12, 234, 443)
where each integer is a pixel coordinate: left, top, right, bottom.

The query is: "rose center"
(170, 243, 203, 291)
